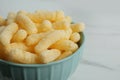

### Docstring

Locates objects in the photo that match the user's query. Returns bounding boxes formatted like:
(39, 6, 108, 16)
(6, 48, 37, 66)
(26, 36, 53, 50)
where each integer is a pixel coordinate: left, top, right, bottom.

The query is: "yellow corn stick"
(64, 16, 72, 23)
(26, 31, 51, 46)
(12, 29, 27, 42)
(0, 26, 5, 33)
(53, 21, 70, 30)
(38, 49, 61, 63)
(70, 32, 80, 42)
(56, 51, 72, 60)
(65, 28, 72, 39)
(0, 23, 18, 46)
(71, 23, 85, 32)
(16, 13, 38, 34)
(28, 10, 65, 23)
(27, 10, 48, 23)
(51, 40, 78, 52)
(55, 10, 65, 22)
(6, 12, 16, 24)
(18, 10, 28, 15)
(8, 49, 39, 64)
(35, 10, 57, 22)
(0, 16, 6, 26)
(37, 20, 53, 32)
(35, 30, 66, 53)
(53, 21, 72, 39)
(5, 42, 29, 53)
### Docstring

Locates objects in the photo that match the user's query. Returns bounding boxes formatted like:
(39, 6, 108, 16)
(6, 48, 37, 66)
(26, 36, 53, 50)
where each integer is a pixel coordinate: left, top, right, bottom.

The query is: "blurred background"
(0, 0, 120, 80)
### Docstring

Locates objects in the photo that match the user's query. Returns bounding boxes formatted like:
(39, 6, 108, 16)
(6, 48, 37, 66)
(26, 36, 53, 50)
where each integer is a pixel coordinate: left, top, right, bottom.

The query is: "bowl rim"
(0, 32, 85, 67)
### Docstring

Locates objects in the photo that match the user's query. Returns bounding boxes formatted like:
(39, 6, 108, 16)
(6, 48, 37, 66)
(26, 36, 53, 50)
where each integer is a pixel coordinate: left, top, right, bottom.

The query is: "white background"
(0, 0, 120, 80)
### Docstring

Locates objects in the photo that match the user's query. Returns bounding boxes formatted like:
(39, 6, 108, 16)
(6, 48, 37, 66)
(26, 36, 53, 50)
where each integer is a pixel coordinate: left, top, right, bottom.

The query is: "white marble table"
(0, 0, 120, 80)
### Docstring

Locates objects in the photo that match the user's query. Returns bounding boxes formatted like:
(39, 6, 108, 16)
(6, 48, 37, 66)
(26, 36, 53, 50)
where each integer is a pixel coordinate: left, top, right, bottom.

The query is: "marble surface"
(0, 0, 120, 80)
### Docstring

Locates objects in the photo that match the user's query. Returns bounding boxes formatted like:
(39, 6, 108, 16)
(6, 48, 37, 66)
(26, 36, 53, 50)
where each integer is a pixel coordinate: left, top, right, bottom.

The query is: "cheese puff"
(71, 23, 85, 32)
(0, 23, 18, 46)
(38, 20, 53, 32)
(16, 13, 38, 34)
(0, 26, 5, 33)
(35, 10, 56, 22)
(35, 30, 66, 53)
(8, 49, 39, 64)
(51, 40, 78, 52)
(26, 31, 51, 46)
(70, 32, 80, 42)
(64, 16, 72, 23)
(53, 21, 70, 30)
(5, 42, 29, 53)
(27, 13, 41, 23)
(56, 51, 72, 60)
(38, 49, 61, 63)
(0, 16, 6, 26)
(17, 10, 28, 15)
(57, 16, 72, 23)
(12, 29, 27, 42)
(28, 10, 64, 23)
(65, 28, 72, 39)
(55, 10, 65, 22)
(6, 12, 16, 24)
(27, 10, 48, 23)
(53, 21, 72, 39)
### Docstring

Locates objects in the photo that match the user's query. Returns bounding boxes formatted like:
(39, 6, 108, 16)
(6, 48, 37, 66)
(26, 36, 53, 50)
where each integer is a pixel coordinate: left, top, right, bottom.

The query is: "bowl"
(0, 32, 85, 80)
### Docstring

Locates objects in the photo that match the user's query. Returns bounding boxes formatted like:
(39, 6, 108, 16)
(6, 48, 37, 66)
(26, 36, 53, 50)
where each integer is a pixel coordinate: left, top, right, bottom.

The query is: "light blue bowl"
(0, 32, 85, 80)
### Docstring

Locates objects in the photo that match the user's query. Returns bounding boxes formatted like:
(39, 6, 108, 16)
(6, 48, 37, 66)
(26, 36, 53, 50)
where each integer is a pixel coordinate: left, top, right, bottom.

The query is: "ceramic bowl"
(0, 32, 85, 80)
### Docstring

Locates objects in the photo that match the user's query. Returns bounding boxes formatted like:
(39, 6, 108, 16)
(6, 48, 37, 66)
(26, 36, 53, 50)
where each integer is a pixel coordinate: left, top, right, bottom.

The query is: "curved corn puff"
(55, 10, 65, 22)
(71, 23, 85, 32)
(38, 20, 53, 32)
(56, 51, 72, 60)
(0, 23, 18, 46)
(38, 49, 61, 63)
(51, 40, 78, 52)
(16, 13, 37, 34)
(5, 42, 29, 53)
(6, 12, 16, 24)
(35, 30, 66, 53)
(70, 32, 80, 42)
(0, 26, 5, 33)
(53, 21, 70, 30)
(8, 49, 39, 64)
(0, 16, 6, 26)
(12, 29, 27, 42)
(26, 31, 51, 46)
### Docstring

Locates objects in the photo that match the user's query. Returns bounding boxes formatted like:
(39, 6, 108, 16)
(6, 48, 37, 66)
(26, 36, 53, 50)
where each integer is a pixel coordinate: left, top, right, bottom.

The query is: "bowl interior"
(0, 32, 85, 67)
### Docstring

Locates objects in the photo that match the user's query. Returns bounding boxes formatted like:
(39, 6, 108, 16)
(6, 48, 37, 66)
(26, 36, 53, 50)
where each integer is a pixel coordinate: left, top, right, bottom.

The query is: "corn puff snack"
(0, 16, 6, 26)
(26, 31, 51, 46)
(0, 10, 85, 64)
(0, 23, 18, 46)
(53, 21, 70, 30)
(38, 49, 61, 63)
(70, 32, 80, 42)
(35, 30, 66, 53)
(56, 51, 72, 60)
(6, 12, 16, 25)
(71, 22, 85, 32)
(16, 13, 37, 34)
(37, 20, 53, 32)
(51, 40, 78, 52)
(12, 29, 27, 42)
(7, 49, 38, 64)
